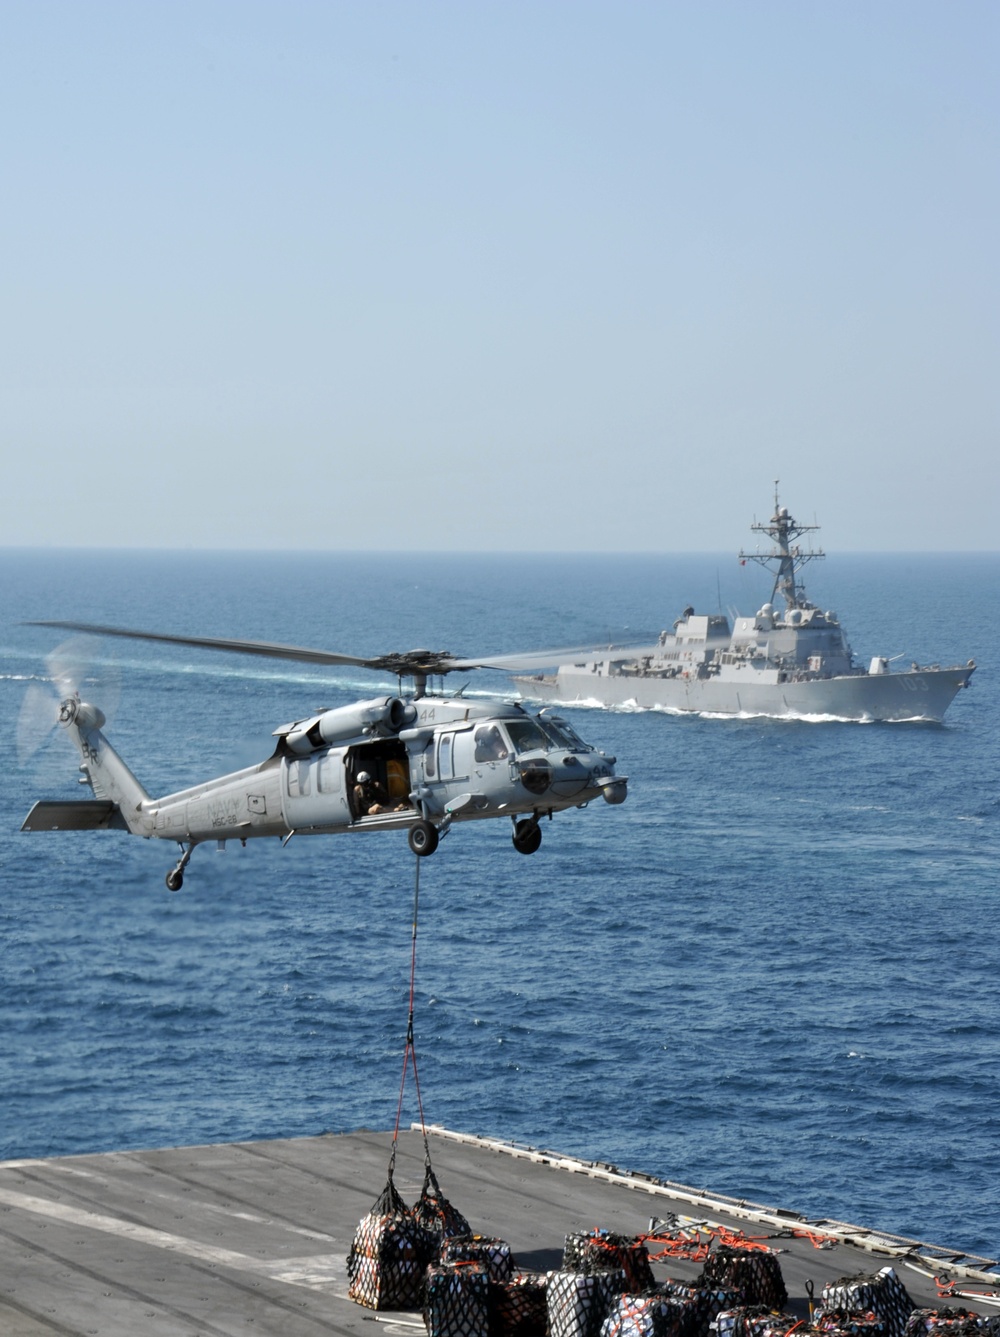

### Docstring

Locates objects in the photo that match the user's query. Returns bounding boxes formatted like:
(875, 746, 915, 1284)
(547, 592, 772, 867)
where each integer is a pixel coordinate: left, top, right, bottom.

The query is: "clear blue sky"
(2, 0, 997, 550)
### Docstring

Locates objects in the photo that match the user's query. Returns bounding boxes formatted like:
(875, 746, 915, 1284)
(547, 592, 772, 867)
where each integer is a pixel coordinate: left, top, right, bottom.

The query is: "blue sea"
(2, 549, 998, 1259)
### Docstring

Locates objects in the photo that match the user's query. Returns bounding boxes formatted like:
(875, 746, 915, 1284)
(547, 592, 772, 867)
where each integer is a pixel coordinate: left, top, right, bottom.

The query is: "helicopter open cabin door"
(345, 738, 414, 820)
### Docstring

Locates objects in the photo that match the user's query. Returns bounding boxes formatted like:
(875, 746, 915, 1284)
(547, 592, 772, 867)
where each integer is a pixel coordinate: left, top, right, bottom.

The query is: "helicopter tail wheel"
(512, 818, 542, 855)
(408, 820, 439, 857)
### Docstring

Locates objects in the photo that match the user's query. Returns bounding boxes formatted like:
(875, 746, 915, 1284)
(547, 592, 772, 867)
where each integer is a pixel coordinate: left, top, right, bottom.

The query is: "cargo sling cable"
(389, 852, 431, 1182)
(385, 854, 464, 1230)
(347, 855, 469, 1312)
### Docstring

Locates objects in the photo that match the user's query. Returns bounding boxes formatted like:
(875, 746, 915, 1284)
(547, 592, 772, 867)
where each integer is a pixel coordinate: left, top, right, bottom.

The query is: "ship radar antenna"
(738, 485, 825, 611)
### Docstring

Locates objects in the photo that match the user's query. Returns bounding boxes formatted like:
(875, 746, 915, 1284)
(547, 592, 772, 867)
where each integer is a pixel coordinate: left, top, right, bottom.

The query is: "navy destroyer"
(515, 491, 975, 722)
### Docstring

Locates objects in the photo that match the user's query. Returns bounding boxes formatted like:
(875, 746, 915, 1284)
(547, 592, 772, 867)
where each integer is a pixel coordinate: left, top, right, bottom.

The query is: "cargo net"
(696, 1246, 787, 1311)
(548, 1266, 630, 1337)
(810, 1309, 891, 1337)
(645, 1224, 712, 1266)
(644, 1217, 829, 1269)
(441, 1233, 515, 1283)
(425, 1262, 492, 1337)
(712, 1306, 802, 1337)
(657, 1280, 744, 1337)
(821, 1268, 914, 1337)
(565, 1231, 656, 1293)
(346, 1174, 437, 1311)
(492, 1272, 549, 1337)
(905, 1310, 1000, 1337)
(414, 1164, 473, 1244)
(601, 1293, 691, 1337)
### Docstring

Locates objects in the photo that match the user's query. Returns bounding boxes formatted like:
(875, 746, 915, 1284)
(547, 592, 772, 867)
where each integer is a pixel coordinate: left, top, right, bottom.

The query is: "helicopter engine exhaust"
(280, 696, 417, 754)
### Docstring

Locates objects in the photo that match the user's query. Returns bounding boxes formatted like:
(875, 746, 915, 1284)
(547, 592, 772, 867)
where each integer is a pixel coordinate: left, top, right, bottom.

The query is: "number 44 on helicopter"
(20, 621, 628, 890)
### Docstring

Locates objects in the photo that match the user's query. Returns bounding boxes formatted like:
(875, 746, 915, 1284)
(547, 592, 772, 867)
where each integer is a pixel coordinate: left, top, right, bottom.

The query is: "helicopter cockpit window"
(537, 717, 589, 751)
(474, 725, 509, 762)
(504, 719, 549, 754)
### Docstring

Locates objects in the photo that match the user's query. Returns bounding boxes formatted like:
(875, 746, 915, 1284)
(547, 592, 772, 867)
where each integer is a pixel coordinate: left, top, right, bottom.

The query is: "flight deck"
(1, 1126, 997, 1336)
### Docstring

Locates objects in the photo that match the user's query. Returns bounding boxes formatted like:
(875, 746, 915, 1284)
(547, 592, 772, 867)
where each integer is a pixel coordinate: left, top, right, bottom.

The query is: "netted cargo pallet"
(347, 1176, 437, 1310)
(548, 1267, 629, 1337)
(712, 1305, 799, 1337)
(564, 1231, 656, 1292)
(811, 1308, 891, 1337)
(821, 1268, 914, 1337)
(440, 1233, 515, 1283)
(414, 1164, 472, 1243)
(698, 1247, 787, 1310)
(425, 1262, 492, 1337)
(492, 1272, 549, 1337)
(658, 1280, 744, 1337)
(600, 1292, 689, 1337)
(905, 1310, 1000, 1337)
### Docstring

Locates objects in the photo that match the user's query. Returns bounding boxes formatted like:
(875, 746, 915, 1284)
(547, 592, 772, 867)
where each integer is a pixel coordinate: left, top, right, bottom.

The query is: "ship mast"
(739, 480, 824, 611)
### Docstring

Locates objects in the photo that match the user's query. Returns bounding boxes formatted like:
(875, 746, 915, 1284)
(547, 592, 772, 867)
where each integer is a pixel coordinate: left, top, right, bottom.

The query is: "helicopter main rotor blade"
(26, 621, 380, 671)
(26, 622, 658, 683)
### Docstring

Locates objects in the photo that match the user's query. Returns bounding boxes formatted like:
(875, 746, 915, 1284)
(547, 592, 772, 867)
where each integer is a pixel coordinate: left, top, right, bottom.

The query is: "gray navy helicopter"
(21, 622, 628, 889)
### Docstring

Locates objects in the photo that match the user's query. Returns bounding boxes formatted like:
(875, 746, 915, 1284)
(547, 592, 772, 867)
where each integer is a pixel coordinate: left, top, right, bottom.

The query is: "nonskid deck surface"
(0, 1126, 996, 1336)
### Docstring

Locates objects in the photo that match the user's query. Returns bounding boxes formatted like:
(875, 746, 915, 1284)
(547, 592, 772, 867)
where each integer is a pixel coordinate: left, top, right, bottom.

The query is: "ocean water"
(1, 549, 998, 1258)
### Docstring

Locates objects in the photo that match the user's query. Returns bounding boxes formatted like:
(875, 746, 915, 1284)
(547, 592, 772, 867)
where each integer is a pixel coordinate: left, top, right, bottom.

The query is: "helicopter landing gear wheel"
(166, 843, 194, 891)
(408, 820, 439, 857)
(512, 819, 542, 855)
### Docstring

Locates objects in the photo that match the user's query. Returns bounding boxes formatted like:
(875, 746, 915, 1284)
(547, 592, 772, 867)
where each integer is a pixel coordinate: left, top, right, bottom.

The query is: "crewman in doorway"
(353, 771, 389, 815)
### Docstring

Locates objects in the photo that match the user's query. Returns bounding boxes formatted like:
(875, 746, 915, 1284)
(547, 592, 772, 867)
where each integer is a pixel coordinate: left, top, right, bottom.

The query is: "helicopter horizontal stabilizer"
(22, 799, 128, 832)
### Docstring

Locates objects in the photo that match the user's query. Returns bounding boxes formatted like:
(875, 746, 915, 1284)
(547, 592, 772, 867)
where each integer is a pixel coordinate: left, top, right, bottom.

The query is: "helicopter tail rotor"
(16, 636, 121, 767)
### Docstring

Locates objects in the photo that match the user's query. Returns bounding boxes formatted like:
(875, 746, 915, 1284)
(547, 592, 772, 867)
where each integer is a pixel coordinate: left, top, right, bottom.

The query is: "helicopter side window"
(423, 739, 435, 778)
(287, 759, 311, 797)
(439, 733, 453, 779)
(504, 720, 548, 754)
(474, 725, 509, 762)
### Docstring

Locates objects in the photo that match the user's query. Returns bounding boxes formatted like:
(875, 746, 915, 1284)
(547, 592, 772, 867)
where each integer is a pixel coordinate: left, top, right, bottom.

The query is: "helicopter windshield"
(537, 717, 590, 751)
(504, 719, 550, 754)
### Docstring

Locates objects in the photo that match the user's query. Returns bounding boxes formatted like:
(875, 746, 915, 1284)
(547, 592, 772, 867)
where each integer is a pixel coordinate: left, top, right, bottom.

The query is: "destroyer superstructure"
(515, 489, 975, 722)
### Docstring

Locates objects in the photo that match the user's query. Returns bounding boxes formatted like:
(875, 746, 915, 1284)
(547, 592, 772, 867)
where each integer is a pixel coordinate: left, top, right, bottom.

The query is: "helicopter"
(20, 620, 628, 889)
